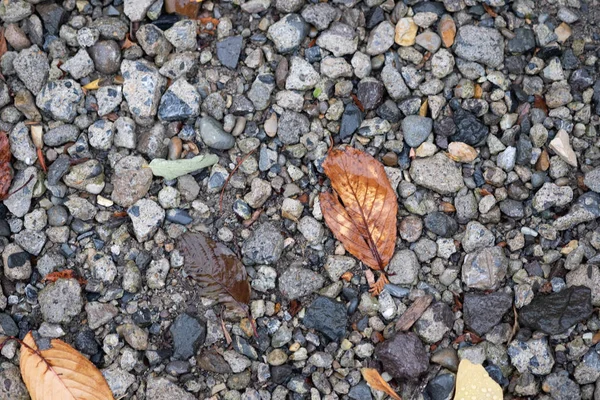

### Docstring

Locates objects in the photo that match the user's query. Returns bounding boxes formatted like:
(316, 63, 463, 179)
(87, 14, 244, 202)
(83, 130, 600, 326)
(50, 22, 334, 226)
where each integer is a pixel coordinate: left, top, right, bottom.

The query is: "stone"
(450, 102, 489, 146)
(3, 167, 36, 218)
(519, 286, 593, 335)
(127, 199, 165, 242)
(268, 14, 308, 54)
(216, 36, 243, 69)
(423, 211, 457, 238)
(376, 333, 428, 380)
(366, 21, 394, 55)
(0, 364, 29, 400)
(462, 246, 508, 290)
(88, 120, 114, 150)
(170, 313, 206, 360)
(2, 243, 31, 281)
(120, 59, 167, 122)
(395, 18, 418, 46)
(381, 64, 410, 100)
(124, 0, 154, 21)
(146, 375, 195, 400)
(584, 167, 600, 193)
(462, 221, 495, 253)
(60, 48, 94, 79)
(36, 80, 83, 122)
(463, 291, 512, 336)
(414, 302, 453, 343)
(164, 19, 197, 51)
(85, 302, 118, 329)
(508, 337, 555, 375)
(63, 160, 105, 195)
(507, 28, 535, 54)
(96, 86, 122, 116)
(38, 279, 83, 324)
(278, 110, 309, 145)
(158, 79, 200, 121)
(196, 117, 235, 150)
(409, 153, 465, 195)
(455, 25, 504, 67)
(242, 223, 284, 265)
(340, 103, 363, 140)
(316, 22, 358, 57)
(301, 3, 338, 31)
(532, 182, 573, 212)
(402, 115, 433, 148)
(44, 125, 79, 147)
(13, 45, 48, 95)
(8, 122, 36, 165)
(303, 296, 347, 341)
(549, 129, 577, 167)
(543, 371, 581, 400)
(88, 40, 121, 74)
(279, 267, 324, 299)
(286, 56, 319, 90)
(324, 256, 356, 281)
(554, 192, 600, 231)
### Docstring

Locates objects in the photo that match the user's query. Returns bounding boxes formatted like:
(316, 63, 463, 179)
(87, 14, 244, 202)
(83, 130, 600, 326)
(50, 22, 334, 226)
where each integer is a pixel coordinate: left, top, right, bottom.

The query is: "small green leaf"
(313, 87, 322, 98)
(148, 154, 219, 180)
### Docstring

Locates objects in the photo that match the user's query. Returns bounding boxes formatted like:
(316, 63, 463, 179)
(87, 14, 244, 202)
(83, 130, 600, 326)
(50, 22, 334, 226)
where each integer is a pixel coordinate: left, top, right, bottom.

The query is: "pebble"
(279, 266, 324, 300)
(376, 333, 428, 380)
(303, 296, 347, 341)
(127, 199, 165, 242)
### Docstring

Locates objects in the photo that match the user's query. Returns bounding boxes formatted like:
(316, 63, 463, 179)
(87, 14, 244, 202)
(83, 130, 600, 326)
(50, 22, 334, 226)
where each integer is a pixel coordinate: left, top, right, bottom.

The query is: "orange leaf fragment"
(43, 269, 87, 285)
(361, 368, 401, 400)
(320, 147, 398, 271)
(0, 28, 7, 59)
(20, 331, 115, 400)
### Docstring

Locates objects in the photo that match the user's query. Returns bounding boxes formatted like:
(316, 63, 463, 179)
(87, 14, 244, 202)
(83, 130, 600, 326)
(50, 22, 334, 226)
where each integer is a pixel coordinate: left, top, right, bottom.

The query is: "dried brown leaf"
(165, 0, 202, 17)
(0, 131, 12, 199)
(447, 142, 478, 163)
(179, 232, 251, 315)
(0, 28, 7, 60)
(533, 95, 548, 115)
(361, 368, 401, 400)
(320, 147, 398, 271)
(20, 331, 114, 400)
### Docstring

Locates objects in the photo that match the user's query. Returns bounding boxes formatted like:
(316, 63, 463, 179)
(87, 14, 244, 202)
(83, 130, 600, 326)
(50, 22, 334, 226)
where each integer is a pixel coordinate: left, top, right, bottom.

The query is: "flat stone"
(455, 25, 504, 67)
(463, 291, 512, 336)
(376, 333, 428, 380)
(409, 153, 465, 195)
(303, 296, 347, 341)
(279, 267, 324, 300)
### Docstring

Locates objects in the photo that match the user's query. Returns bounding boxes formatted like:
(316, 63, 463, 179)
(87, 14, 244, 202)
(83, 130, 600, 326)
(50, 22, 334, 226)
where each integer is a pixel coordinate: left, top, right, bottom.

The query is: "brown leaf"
(361, 368, 401, 400)
(179, 233, 251, 315)
(592, 331, 600, 345)
(20, 331, 114, 400)
(0, 28, 7, 60)
(533, 95, 548, 115)
(43, 269, 87, 285)
(419, 99, 428, 117)
(447, 142, 478, 163)
(320, 147, 398, 271)
(395, 294, 433, 331)
(165, 0, 202, 18)
(438, 14, 456, 48)
(0, 131, 12, 200)
(483, 3, 498, 17)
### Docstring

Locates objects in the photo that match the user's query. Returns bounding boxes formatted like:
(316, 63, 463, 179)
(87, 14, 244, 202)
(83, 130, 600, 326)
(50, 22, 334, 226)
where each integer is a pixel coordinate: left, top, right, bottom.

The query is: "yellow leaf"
(454, 359, 503, 400)
(20, 331, 115, 400)
(419, 99, 428, 117)
(361, 368, 401, 400)
(82, 79, 100, 90)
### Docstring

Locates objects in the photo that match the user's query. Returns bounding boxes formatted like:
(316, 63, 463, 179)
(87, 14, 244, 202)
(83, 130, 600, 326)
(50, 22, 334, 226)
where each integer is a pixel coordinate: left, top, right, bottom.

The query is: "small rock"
(463, 291, 512, 336)
(303, 296, 347, 340)
(462, 246, 508, 290)
(196, 117, 235, 150)
(242, 223, 284, 265)
(128, 199, 165, 242)
(409, 153, 465, 194)
(38, 279, 83, 324)
(376, 333, 428, 380)
(279, 267, 324, 300)
(170, 313, 206, 360)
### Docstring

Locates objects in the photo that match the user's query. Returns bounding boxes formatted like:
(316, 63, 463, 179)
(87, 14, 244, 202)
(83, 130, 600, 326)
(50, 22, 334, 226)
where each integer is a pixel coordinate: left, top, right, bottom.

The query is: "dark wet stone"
(88, 40, 122, 75)
(376, 99, 401, 123)
(423, 212, 458, 238)
(570, 68, 594, 91)
(425, 374, 455, 400)
(196, 349, 232, 374)
(7, 252, 29, 269)
(561, 48, 580, 70)
(271, 365, 294, 385)
(303, 296, 347, 341)
(170, 313, 206, 360)
(463, 291, 513, 336)
(36, 3, 66, 35)
(519, 286, 593, 335)
(232, 335, 258, 360)
(449, 101, 489, 146)
(340, 103, 363, 140)
(0, 314, 18, 336)
(515, 135, 533, 165)
(348, 383, 372, 400)
(216, 36, 243, 69)
(537, 44, 562, 60)
(593, 80, 600, 115)
(75, 329, 99, 355)
(305, 46, 322, 63)
(357, 79, 384, 111)
(412, 1, 445, 16)
(46, 155, 70, 186)
(376, 333, 428, 380)
(507, 28, 535, 54)
(0, 220, 9, 237)
(499, 199, 525, 218)
(366, 7, 384, 29)
(166, 209, 193, 225)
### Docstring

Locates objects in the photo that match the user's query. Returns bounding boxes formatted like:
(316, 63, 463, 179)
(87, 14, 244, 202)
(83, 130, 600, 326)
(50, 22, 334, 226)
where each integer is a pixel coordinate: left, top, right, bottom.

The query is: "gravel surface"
(1, 0, 600, 399)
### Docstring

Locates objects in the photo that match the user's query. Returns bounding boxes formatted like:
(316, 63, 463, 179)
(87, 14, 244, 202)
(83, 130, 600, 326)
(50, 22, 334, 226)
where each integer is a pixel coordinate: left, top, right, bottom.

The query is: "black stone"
(507, 28, 535, 54)
(463, 291, 513, 336)
(537, 44, 562, 60)
(515, 135, 533, 165)
(7, 252, 29, 269)
(197, 349, 232, 374)
(425, 374, 455, 400)
(303, 296, 347, 341)
(366, 7, 384, 29)
(499, 199, 525, 218)
(305, 46, 322, 63)
(570, 68, 594, 91)
(376, 333, 428, 380)
(216, 36, 243, 69)
(170, 313, 206, 360)
(166, 209, 193, 225)
(450, 101, 489, 146)
(271, 365, 294, 384)
(424, 212, 458, 238)
(561, 48, 580, 70)
(412, 1, 445, 16)
(505, 56, 526, 74)
(0, 220, 9, 237)
(339, 103, 363, 140)
(593, 80, 600, 115)
(519, 286, 593, 335)
(357, 80, 384, 111)
(75, 329, 100, 355)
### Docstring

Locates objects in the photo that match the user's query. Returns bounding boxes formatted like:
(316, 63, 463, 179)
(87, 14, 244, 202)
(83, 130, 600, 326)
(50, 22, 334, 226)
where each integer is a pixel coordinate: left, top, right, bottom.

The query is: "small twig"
(507, 304, 519, 343)
(0, 173, 34, 201)
(220, 316, 232, 345)
(219, 149, 257, 213)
